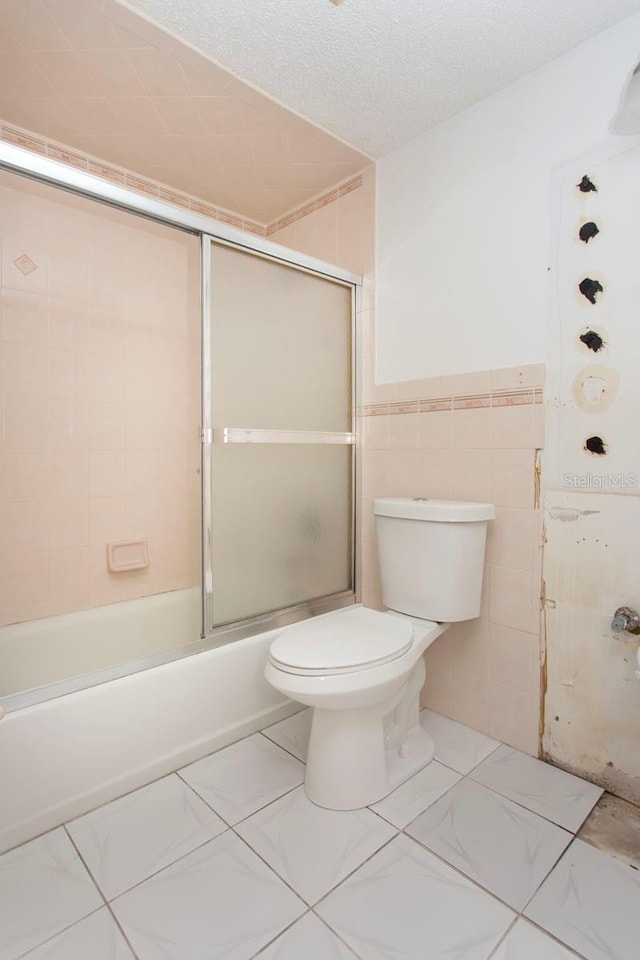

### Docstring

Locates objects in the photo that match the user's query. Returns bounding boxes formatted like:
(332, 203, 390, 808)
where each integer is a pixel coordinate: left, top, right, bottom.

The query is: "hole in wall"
(579, 221, 600, 244)
(579, 329, 605, 353)
(579, 277, 604, 304)
(578, 174, 597, 193)
(585, 436, 607, 455)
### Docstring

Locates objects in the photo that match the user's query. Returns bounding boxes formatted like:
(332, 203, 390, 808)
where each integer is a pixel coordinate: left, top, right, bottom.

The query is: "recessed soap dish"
(107, 539, 149, 572)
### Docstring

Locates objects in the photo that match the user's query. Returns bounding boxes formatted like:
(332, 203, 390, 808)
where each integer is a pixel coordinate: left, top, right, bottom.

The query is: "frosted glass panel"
(211, 445, 352, 626)
(210, 244, 352, 431)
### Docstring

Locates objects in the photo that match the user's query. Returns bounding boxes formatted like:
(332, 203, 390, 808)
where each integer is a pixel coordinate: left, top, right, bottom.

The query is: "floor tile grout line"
(231, 809, 401, 910)
(466, 767, 601, 834)
(11, 905, 106, 960)
(518, 834, 579, 917)
(63, 824, 142, 959)
(395, 828, 522, 917)
(311, 910, 368, 960)
(515, 914, 590, 960)
(229, 826, 313, 907)
(176, 770, 306, 831)
(258, 728, 307, 763)
(460, 772, 582, 836)
(104, 901, 142, 960)
(247, 909, 312, 960)
(309, 832, 403, 912)
(484, 915, 520, 960)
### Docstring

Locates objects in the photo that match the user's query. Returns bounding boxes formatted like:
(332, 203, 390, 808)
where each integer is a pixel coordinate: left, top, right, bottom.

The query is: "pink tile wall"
(0, 173, 201, 626)
(359, 365, 545, 756)
(268, 167, 374, 277)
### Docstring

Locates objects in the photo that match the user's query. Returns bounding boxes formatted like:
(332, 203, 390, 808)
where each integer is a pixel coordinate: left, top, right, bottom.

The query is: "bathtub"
(0, 588, 299, 854)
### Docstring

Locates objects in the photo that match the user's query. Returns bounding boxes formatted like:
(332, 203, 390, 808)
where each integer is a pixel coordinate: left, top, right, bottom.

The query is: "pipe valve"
(611, 606, 640, 634)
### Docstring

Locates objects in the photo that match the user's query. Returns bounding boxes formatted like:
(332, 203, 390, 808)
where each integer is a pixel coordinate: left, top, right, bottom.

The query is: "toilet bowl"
(265, 606, 447, 809)
(265, 497, 494, 810)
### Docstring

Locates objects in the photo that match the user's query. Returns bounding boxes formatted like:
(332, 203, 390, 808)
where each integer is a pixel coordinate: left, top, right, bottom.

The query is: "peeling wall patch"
(579, 329, 605, 353)
(579, 221, 600, 243)
(579, 277, 604, 304)
(548, 507, 601, 521)
(577, 174, 597, 193)
(585, 435, 607, 455)
(571, 364, 619, 413)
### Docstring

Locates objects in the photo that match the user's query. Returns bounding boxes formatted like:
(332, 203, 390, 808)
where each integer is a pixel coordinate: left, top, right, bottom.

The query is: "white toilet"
(264, 497, 494, 810)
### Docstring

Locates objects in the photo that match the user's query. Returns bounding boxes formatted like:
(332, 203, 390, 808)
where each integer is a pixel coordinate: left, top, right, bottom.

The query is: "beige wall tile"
(489, 623, 539, 693)
(451, 407, 491, 448)
(450, 449, 491, 502)
(418, 449, 453, 499)
(489, 363, 545, 391)
(451, 618, 489, 675)
(441, 370, 490, 397)
(491, 448, 535, 509)
(488, 679, 539, 756)
(362, 413, 389, 450)
(362, 448, 389, 498)
(486, 507, 536, 571)
(387, 449, 419, 498)
(489, 564, 540, 634)
(388, 412, 419, 450)
(451, 667, 489, 733)
(418, 410, 451, 449)
(491, 403, 535, 448)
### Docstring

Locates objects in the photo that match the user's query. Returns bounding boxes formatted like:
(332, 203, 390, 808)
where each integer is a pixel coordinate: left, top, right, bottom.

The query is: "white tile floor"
(2, 709, 639, 960)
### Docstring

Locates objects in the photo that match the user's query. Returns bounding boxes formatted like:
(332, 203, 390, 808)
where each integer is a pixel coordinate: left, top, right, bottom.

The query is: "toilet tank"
(373, 498, 495, 622)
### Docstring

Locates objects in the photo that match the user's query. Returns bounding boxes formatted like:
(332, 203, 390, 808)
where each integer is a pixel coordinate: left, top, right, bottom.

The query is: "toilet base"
(304, 706, 435, 811)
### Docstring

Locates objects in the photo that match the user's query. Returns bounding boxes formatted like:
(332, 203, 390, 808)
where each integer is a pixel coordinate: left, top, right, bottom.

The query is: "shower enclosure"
(0, 144, 359, 712)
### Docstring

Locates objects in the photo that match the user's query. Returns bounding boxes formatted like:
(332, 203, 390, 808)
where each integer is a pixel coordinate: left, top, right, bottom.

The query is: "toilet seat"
(268, 607, 413, 677)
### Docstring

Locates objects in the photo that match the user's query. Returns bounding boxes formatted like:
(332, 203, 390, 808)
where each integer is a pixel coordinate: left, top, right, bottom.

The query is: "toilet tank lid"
(373, 498, 495, 522)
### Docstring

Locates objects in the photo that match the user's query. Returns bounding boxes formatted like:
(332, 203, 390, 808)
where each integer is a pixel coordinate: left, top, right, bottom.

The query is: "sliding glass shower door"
(202, 238, 356, 633)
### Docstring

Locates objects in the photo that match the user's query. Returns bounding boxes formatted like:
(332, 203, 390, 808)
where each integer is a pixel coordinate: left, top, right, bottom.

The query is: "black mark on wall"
(579, 277, 603, 304)
(579, 330, 604, 352)
(578, 174, 597, 193)
(579, 222, 600, 243)
(585, 436, 607, 455)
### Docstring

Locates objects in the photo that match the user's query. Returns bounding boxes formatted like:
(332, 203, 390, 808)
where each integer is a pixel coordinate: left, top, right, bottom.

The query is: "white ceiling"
(122, 0, 640, 157)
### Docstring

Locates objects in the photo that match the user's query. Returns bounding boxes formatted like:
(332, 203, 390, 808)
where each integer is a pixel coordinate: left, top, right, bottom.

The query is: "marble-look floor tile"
(406, 779, 572, 909)
(67, 774, 227, 899)
(471, 745, 602, 831)
(490, 919, 581, 959)
(236, 785, 396, 905)
(525, 838, 640, 960)
(371, 760, 461, 828)
(256, 912, 358, 959)
(0, 828, 102, 960)
(20, 909, 134, 960)
(111, 831, 305, 960)
(420, 709, 500, 774)
(261, 709, 312, 762)
(179, 733, 305, 825)
(316, 834, 514, 960)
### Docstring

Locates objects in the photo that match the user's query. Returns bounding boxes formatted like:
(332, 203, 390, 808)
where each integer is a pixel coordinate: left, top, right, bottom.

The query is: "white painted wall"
(542, 144, 640, 803)
(376, 14, 640, 383)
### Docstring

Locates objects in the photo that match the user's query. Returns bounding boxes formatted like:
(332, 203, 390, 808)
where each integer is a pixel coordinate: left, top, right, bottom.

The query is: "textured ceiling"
(122, 0, 640, 157)
(0, 0, 369, 223)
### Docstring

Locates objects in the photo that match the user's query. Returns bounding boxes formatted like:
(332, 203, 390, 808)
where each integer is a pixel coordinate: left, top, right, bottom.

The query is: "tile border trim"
(0, 121, 363, 238)
(359, 387, 543, 417)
